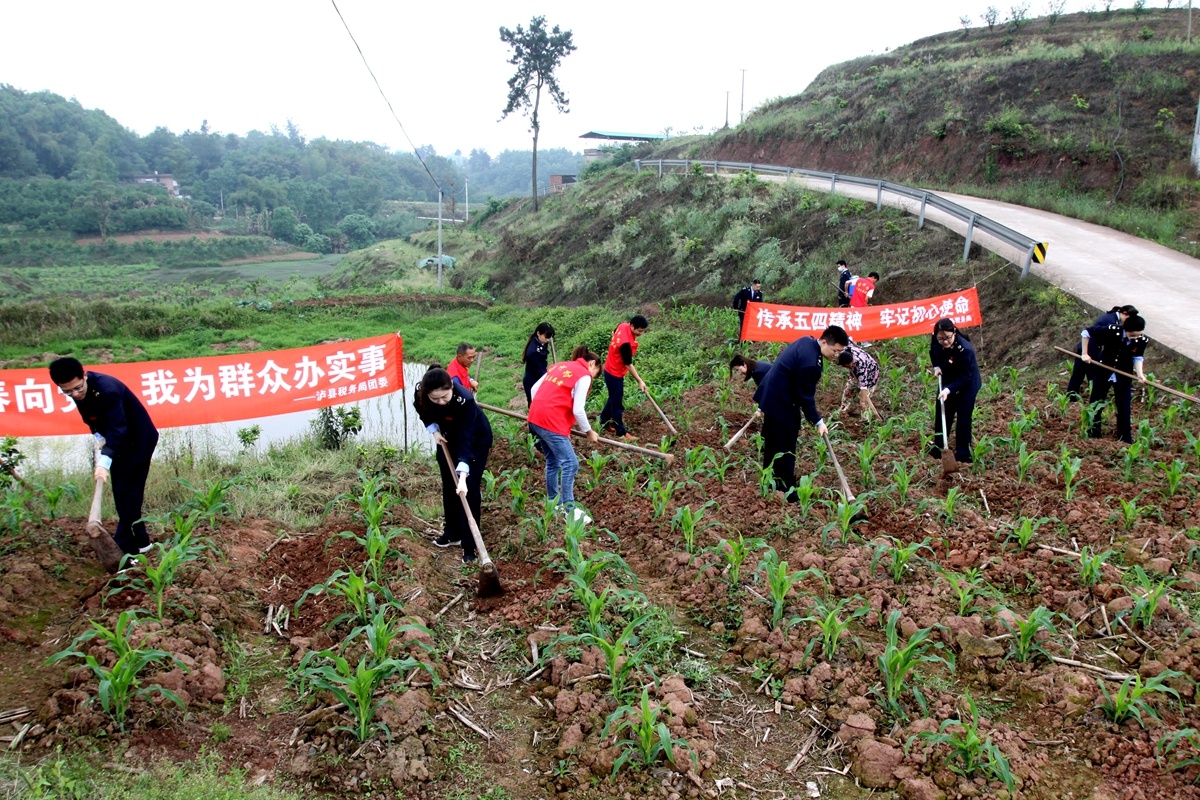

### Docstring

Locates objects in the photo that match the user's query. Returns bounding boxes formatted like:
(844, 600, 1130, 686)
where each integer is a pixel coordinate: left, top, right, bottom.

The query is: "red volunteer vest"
(849, 277, 875, 308)
(603, 322, 639, 378)
(528, 358, 590, 436)
(447, 357, 471, 386)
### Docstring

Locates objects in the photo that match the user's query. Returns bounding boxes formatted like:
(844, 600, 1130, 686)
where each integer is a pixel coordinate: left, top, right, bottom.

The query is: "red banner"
(740, 288, 982, 343)
(0, 333, 404, 438)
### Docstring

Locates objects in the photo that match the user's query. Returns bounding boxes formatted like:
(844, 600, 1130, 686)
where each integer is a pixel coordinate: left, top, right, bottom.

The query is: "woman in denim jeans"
(528, 345, 602, 522)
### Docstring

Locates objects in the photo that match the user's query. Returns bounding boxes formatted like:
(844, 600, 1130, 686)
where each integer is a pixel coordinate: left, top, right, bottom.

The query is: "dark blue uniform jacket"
(753, 337, 823, 426)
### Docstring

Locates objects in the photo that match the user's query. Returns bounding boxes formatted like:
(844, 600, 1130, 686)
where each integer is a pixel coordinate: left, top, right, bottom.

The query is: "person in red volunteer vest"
(848, 271, 879, 308)
(598, 315, 648, 441)
(446, 343, 478, 391)
(528, 345, 602, 522)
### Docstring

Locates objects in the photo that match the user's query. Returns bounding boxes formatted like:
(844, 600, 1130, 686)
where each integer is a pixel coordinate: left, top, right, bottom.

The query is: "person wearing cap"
(1082, 313, 1148, 444)
(49, 357, 159, 557)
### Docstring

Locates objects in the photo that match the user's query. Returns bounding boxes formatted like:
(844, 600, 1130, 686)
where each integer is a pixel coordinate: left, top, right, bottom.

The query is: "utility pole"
(739, 69, 747, 125)
(436, 189, 444, 290)
(724, 91, 730, 128)
(465, 177, 470, 224)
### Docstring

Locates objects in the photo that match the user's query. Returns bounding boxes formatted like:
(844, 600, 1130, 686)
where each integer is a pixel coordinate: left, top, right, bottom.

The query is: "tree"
(338, 213, 377, 250)
(499, 16, 575, 211)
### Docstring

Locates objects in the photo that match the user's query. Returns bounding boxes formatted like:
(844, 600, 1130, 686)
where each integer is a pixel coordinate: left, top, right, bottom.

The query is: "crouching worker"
(50, 357, 159, 557)
(753, 326, 849, 499)
(730, 354, 772, 387)
(529, 346, 602, 523)
(837, 342, 881, 419)
(413, 365, 493, 563)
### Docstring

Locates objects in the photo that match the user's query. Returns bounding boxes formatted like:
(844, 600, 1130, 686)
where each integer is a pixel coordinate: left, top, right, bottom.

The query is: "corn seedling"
(49, 609, 144, 664)
(344, 608, 431, 664)
(856, 439, 887, 487)
(792, 474, 821, 514)
(603, 686, 696, 775)
(803, 596, 869, 662)
(1001, 606, 1057, 663)
(755, 458, 779, 499)
(984, 373, 1004, 400)
(481, 470, 500, 502)
(1054, 446, 1086, 500)
(50, 633, 184, 734)
(936, 568, 995, 616)
(821, 498, 868, 547)
(940, 486, 966, 524)
(1126, 566, 1172, 629)
(1184, 431, 1200, 461)
(756, 548, 824, 631)
(294, 568, 397, 628)
(710, 533, 766, 591)
(1156, 728, 1200, 776)
(646, 478, 677, 520)
(38, 481, 78, 520)
(519, 496, 560, 548)
(621, 466, 641, 494)
(1015, 442, 1039, 484)
(1000, 516, 1049, 552)
(683, 445, 716, 477)
(1120, 441, 1145, 482)
(874, 610, 954, 720)
(502, 468, 531, 515)
(111, 528, 208, 619)
(1078, 547, 1117, 587)
(337, 523, 410, 584)
(297, 649, 432, 741)
(671, 501, 717, 554)
(870, 537, 934, 584)
(520, 433, 539, 464)
(1137, 419, 1159, 451)
(177, 476, 242, 525)
(907, 694, 1015, 791)
(890, 460, 919, 507)
(1099, 671, 1183, 727)
(1158, 459, 1190, 498)
(562, 612, 655, 702)
(1109, 495, 1156, 531)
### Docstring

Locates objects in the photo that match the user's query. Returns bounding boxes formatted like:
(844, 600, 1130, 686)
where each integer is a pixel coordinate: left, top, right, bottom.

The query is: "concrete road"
(765, 172, 1200, 364)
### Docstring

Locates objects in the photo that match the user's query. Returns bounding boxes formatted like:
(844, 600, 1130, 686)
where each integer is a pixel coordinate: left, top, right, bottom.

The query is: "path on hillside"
(770, 173, 1200, 365)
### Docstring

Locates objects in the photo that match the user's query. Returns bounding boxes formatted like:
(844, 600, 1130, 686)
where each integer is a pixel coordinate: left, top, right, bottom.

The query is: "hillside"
(657, 8, 1200, 253)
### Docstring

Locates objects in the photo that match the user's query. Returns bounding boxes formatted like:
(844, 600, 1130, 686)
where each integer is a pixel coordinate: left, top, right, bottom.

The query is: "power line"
(329, 0, 442, 191)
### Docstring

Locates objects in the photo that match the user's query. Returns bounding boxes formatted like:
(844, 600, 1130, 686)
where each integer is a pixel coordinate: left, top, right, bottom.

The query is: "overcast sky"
(4, 0, 1128, 158)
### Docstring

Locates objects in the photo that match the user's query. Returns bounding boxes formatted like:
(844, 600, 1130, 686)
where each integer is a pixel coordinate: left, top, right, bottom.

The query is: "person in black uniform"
(836, 260, 853, 307)
(414, 366, 494, 563)
(731, 280, 763, 331)
(753, 326, 849, 498)
(1066, 305, 1138, 401)
(929, 318, 982, 465)
(1082, 313, 1148, 444)
(730, 354, 772, 386)
(521, 322, 555, 405)
(49, 357, 159, 556)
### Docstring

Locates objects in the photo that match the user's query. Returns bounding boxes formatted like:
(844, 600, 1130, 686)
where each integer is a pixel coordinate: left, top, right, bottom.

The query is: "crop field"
(1, 301, 1199, 800)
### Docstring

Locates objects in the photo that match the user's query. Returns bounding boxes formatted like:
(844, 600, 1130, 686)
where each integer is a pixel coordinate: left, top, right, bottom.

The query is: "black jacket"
(523, 338, 551, 382)
(732, 285, 763, 312)
(414, 383, 493, 466)
(72, 371, 159, 463)
(754, 337, 823, 426)
(750, 359, 772, 386)
(929, 333, 982, 396)
(1086, 323, 1146, 374)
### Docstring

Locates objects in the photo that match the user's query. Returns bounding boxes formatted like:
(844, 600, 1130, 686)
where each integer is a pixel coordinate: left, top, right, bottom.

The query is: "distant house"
(549, 174, 577, 194)
(131, 172, 182, 198)
(579, 130, 669, 163)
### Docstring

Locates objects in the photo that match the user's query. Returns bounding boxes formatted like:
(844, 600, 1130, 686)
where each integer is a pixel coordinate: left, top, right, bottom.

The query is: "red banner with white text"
(740, 289, 982, 343)
(0, 333, 404, 438)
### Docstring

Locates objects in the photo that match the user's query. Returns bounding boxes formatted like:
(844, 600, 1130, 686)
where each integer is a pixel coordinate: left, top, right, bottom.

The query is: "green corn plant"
(113, 528, 208, 619)
(890, 460, 919, 507)
(337, 523, 410, 584)
(562, 612, 655, 702)
(49, 609, 144, 664)
(756, 548, 824, 631)
(520, 433, 539, 464)
(1126, 566, 1172, 629)
(1078, 547, 1117, 587)
(38, 482, 79, 520)
(856, 439, 887, 487)
(1136, 419, 1159, 452)
(646, 478, 677, 520)
(1099, 671, 1183, 727)
(580, 451, 613, 491)
(503, 468, 531, 515)
(72, 647, 185, 731)
(792, 474, 821, 514)
(936, 568, 995, 616)
(1015, 442, 1039, 484)
(874, 610, 955, 720)
(1109, 495, 1157, 531)
(519, 496, 560, 548)
(755, 458, 779, 499)
(656, 435, 676, 454)
(1001, 606, 1057, 663)
(710, 533, 766, 591)
(1081, 401, 1105, 438)
(1000, 516, 1049, 552)
(1120, 441, 1145, 482)
(344, 609, 432, 664)
(1048, 383, 1072, 416)
(969, 437, 995, 472)
(907, 694, 1015, 792)
(683, 446, 716, 478)
(177, 476, 243, 525)
(1155, 728, 1200, 776)
(712, 451, 737, 481)
(1158, 459, 1190, 498)
(671, 501, 717, 554)
(803, 596, 869, 662)
(297, 649, 432, 741)
(1162, 404, 1182, 431)
(621, 466, 641, 494)
(1184, 431, 1200, 461)
(870, 537, 934, 584)
(603, 686, 696, 775)
(984, 373, 1003, 400)
(294, 568, 396, 628)
(1055, 446, 1086, 500)
(940, 486, 965, 524)
(820, 498, 868, 548)
(480, 469, 500, 501)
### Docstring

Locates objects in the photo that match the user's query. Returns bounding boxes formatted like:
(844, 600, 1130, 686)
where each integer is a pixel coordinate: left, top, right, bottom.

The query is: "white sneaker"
(570, 508, 592, 525)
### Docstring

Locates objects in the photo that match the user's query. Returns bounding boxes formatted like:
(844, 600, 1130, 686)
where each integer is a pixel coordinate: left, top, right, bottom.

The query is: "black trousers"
(1066, 340, 1102, 399)
(760, 413, 800, 497)
(933, 388, 979, 462)
(1089, 374, 1134, 443)
(111, 453, 154, 555)
(436, 443, 489, 557)
(599, 371, 626, 435)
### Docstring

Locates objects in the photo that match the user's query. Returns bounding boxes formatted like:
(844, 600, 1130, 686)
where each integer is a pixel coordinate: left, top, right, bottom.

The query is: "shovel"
(438, 441, 502, 598)
(937, 376, 958, 477)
